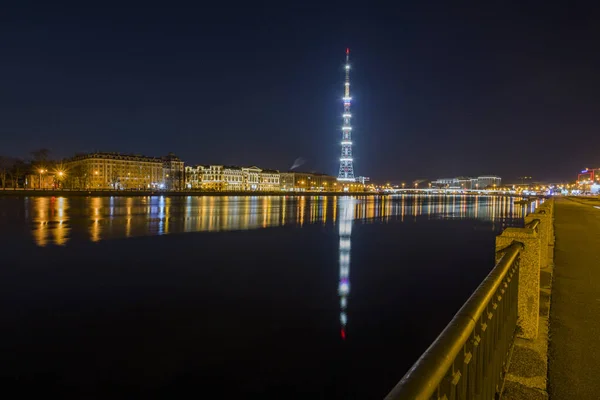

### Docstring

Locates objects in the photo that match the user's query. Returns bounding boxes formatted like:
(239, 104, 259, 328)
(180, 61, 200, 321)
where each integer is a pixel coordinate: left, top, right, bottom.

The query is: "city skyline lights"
(1, 4, 597, 183)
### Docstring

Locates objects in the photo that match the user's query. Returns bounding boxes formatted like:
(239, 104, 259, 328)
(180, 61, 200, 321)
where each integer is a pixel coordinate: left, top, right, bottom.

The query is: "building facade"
(162, 153, 185, 190)
(185, 165, 204, 189)
(242, 166, 261, 191)
(431, 176, 502, 190)
(577, 168, 600, 185)
(25, 174, 56, 189)
(259, 169, 280, 191)
(280, 171, 338, 191)
(457, 177, 478, 189)
(64, 153, 164, 189)
(577, 168, 600, 193)
(223, 166, 244, 191)
(184, 165, 282, 191)
(202, 165, 224, 191)
(476, 176, 502, 189)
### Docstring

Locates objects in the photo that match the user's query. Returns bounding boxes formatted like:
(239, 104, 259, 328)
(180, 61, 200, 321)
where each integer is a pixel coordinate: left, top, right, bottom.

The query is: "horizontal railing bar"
(384, 241, 523, 400)
(525, 219, 540, 230)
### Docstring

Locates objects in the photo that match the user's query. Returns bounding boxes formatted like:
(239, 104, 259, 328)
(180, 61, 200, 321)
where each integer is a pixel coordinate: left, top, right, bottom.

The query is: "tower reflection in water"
(338, 197, 354, 340)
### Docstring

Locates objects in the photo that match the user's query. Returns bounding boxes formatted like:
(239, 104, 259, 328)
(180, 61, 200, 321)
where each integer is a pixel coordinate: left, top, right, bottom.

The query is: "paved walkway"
(548, 198, 600, 399)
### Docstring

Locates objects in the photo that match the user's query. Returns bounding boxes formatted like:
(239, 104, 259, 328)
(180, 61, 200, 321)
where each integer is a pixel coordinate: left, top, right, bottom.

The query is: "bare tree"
(0, 157, 10, 189)
(30, 148, 51, 163)
(9, 159, 27, 188)
(65, 163, 90, 189)
(108, 172, 120, 189)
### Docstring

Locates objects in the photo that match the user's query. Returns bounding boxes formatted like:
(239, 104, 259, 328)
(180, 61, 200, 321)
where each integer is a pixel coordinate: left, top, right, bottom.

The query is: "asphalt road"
(548, 198, 600, 399)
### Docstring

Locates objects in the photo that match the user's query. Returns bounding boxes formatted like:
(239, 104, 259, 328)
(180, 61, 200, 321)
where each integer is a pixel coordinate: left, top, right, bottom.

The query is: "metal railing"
(385, 242, 523, 400)
(525, 219, 540, 230)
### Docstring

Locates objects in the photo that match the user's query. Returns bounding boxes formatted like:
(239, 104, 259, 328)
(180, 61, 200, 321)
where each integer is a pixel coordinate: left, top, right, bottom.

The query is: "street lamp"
(38, 169, 46, 189)
(56, 171, 65, 189)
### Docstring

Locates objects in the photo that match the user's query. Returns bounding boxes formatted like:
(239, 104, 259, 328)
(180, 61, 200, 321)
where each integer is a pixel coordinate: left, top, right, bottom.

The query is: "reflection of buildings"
(31, 197, 70, 246)
(29, 195, 531, 247)
(338, 198, 354, 340)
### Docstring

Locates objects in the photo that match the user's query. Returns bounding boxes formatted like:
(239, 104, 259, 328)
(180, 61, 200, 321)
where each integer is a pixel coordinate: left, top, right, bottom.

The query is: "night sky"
(1, 2, 599, 182)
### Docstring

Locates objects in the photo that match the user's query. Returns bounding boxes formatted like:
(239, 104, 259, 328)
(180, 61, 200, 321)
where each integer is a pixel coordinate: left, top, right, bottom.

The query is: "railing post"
(525, 213, 550, 269)
(538, 199, 555, 265)
(495, 229, 540, 340)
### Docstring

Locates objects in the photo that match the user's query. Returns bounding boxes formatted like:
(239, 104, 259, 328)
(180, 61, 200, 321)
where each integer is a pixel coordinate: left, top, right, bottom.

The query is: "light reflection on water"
(338, 198, 354, 340)
(4, 194, 542, 395)
(24, 194, 539, 247)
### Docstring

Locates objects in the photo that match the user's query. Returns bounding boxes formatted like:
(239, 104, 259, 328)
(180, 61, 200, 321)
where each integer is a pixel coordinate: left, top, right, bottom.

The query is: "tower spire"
(338, 48, 355, 182)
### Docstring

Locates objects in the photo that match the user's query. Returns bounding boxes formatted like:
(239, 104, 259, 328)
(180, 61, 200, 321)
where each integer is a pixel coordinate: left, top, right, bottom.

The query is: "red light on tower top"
(346, 48, 350, 55)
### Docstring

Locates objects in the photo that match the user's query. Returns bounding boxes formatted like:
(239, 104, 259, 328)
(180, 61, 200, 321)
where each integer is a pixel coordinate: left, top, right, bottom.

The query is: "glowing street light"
(53, 170, 66, 189)
(38, 169, 46, 189)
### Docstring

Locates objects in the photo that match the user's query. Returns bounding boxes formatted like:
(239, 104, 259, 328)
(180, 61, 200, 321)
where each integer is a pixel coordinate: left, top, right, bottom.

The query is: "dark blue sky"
(1, 2, 599, 182)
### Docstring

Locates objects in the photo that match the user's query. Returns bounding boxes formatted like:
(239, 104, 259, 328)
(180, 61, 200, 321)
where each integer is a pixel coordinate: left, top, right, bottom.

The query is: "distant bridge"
(380, 188, 539, 196)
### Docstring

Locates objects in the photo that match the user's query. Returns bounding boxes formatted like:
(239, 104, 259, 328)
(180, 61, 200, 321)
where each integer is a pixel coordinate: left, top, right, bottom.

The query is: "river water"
(0, 194, 538, 398)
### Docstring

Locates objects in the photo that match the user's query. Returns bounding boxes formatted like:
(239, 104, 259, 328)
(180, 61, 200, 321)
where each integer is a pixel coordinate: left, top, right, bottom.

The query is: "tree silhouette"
(9, 159, 27, 188)
(30, 148, 51, 163)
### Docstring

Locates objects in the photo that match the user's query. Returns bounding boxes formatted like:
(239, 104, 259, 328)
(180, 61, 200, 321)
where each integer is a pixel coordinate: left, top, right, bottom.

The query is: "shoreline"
(0, 189, 374, 197)
(0, 189, 540, 198)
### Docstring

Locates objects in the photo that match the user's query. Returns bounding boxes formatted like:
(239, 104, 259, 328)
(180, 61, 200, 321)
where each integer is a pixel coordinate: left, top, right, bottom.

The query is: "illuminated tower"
(337, 48, 355, 182)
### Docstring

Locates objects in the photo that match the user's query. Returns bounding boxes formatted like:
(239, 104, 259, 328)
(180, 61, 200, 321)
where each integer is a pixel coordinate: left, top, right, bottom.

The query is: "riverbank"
(0, 189, 375, 197)
(0, 189, 547, 198)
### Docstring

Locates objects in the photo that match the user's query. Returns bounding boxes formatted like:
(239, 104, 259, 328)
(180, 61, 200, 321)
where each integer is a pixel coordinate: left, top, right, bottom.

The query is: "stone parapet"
(525, 213, 551, 269)
(496, 227, 541, 340)
(494, 198, 555, 340)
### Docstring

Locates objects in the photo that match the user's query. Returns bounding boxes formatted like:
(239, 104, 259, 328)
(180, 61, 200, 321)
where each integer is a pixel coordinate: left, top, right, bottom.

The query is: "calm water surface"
(0, 195, 538, 398)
